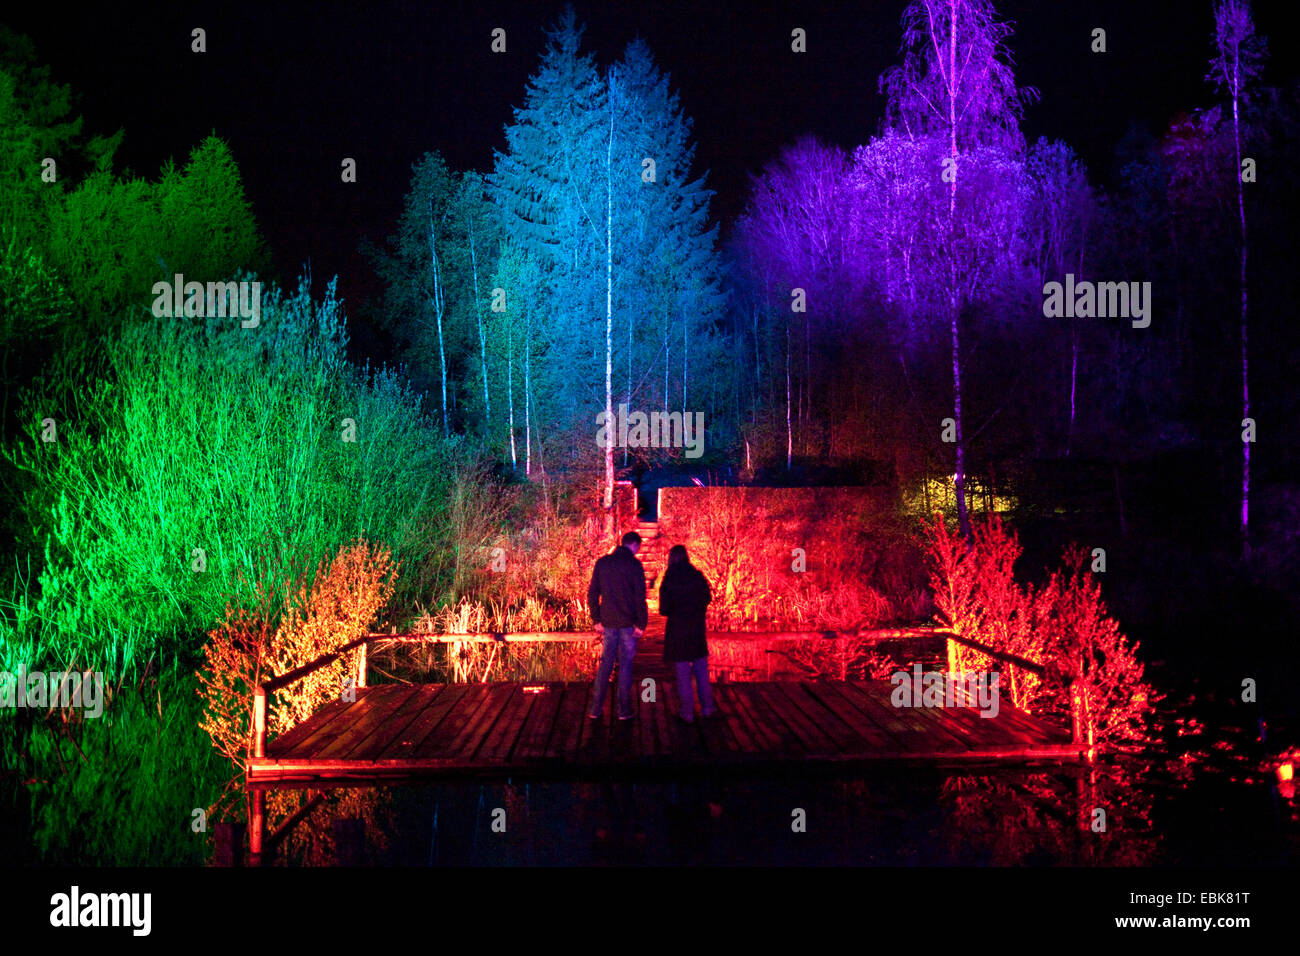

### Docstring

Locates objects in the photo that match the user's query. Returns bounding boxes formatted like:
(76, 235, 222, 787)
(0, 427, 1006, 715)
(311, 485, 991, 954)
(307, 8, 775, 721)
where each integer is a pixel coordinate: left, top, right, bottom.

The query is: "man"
(587, 531, 647, 721)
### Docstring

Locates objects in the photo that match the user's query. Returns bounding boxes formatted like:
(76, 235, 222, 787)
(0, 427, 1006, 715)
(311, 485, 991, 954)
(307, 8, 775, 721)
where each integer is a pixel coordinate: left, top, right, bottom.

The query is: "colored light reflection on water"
(265, 689, 1297, 867)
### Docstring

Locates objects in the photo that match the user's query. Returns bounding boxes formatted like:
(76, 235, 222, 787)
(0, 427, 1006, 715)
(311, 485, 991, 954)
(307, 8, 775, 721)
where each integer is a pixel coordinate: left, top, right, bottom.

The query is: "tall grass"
(2, 274, 459, 674)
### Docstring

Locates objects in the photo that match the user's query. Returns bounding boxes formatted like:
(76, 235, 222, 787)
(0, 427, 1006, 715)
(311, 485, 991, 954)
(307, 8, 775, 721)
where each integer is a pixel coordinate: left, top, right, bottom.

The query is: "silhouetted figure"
(587, 531, 647, 721)
(659, 544, 716, 723)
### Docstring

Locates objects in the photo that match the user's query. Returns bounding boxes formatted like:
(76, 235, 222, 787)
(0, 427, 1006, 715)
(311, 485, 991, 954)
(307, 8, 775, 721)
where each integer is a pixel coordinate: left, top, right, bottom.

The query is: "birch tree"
(880, 0, 1035, 538)
(1207, 0, 1266, 556)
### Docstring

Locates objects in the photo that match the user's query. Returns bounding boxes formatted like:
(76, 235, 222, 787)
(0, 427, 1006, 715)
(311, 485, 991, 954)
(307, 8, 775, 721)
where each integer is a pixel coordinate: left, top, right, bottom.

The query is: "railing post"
(253, 686, 267, 759)
(358, 640, 368, 689)
(1069, 679, 1084, 748)
(249, 788, 266, 866)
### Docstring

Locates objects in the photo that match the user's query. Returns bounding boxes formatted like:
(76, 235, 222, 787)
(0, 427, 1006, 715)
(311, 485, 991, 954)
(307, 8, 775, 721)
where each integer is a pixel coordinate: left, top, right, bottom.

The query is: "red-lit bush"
(925, 515, 1156, 749)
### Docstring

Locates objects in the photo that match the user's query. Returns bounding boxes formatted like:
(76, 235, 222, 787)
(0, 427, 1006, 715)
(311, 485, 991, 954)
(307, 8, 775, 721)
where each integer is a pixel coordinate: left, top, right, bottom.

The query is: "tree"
(1207, 0, 1266, 556)
(491, 8, 609, 500)
(456, 172, 499, 437)
(1024, 138, 1095, 454)
(739, 137, 853, 460)
(374, 151, 467, 435)
(612, 37, 726, 431)
(880, 0, 1036, 538)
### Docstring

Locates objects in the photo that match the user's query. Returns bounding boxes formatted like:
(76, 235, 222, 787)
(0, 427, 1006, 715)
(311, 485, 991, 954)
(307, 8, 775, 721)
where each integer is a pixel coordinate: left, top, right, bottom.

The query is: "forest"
(0, 1, 1296, 867)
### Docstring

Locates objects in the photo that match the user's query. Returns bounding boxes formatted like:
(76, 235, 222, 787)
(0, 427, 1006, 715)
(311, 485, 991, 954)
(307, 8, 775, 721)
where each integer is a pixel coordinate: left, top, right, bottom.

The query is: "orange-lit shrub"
(196, 539, 397, 773)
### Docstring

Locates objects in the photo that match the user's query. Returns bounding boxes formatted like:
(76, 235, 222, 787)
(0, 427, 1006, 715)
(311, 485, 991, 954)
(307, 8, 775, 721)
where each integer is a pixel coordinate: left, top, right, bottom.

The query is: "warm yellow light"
(905, 475, 1016, 516)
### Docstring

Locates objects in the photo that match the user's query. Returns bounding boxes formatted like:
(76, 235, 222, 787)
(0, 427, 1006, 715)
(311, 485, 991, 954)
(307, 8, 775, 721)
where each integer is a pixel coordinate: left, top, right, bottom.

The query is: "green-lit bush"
(3, 275, 459, 673)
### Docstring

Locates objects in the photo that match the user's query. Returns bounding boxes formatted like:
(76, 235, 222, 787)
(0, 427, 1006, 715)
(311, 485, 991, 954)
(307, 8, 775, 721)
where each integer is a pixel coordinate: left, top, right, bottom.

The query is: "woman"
(658, 544, 717, 723)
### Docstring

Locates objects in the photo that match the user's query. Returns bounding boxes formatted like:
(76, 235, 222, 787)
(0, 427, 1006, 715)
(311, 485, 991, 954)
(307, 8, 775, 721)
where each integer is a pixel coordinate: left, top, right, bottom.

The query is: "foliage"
(12, 667, 227, 865)
(197, 538, 396, 785)
(1028, 547, 1156, 751)
(3, 276, 455, 673)
(924, 514, 1156, 748)
(661, 488, 926, 631)
(879, 0, 1037, 153)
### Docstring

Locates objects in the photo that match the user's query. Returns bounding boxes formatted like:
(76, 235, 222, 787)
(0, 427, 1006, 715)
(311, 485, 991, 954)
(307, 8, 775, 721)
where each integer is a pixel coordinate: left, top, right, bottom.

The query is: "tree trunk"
(603, 73, 616, 536)
(1233, 63, 1250, 557)
(524, 302, 532, 476)
(785, 310, 793, 471)
(945, 3, 970, 540)
(429, 202, 449, 438)
(507, 305, 517, 470)
(468, 218, 490, 429)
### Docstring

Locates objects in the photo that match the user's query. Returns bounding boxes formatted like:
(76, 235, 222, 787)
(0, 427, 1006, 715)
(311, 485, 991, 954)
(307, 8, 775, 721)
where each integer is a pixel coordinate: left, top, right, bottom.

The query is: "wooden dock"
(246, 678, 1080, 789)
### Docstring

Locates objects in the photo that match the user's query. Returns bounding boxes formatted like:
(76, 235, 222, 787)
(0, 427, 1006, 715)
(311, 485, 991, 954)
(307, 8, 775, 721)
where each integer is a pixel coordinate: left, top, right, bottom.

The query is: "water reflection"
(248, 677, 1294, 866)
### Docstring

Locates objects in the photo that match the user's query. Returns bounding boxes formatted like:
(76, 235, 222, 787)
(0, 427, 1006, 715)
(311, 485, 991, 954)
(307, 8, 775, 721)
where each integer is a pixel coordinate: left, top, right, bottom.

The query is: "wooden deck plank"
(747, 682, 828, 754)
(576, 682, 615, 768)
(546, 684, 589, 760)
(348, 684, 443, 759)
(315, 684, 423, 760)
(378, 683, 470, 759)
(266, 694, 357, 757)
(850, 679, 968, 748)
(766, 682, 846, 754)
(695, 692, 741, 760)
(801, 681, 901, 755)
(974, 692, 1071, 743)
(787, 682, 871, 753)
(449, 683, 517, 761)
(719, 684, 783, 752)
(250, 680, 1082, 786)
(275, 689, 380, 759)
(657, 681, 685, 753)
(512, 683, 565, 761)
(481, 684, 538, 763)
(834, 681, 936, 744)
(711, 684, 761, 754)
(867, 680, 979, 750)
(637, 682, 659, 759)
(926, 686, 1038, 748)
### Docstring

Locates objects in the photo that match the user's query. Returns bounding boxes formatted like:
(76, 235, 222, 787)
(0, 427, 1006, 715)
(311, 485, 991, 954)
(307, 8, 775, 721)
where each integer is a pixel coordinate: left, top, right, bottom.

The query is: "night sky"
(7, 0, 1297, 315)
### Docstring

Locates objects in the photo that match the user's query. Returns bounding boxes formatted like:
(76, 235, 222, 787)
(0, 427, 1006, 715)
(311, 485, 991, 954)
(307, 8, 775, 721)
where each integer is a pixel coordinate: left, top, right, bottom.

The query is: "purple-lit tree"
(879, 0, 1036, 538)
(735, 137, 854, 467)
(1207, 0, 1267, 555)
(850, 131, 940, 332)
(1024, 138, 1096, 455)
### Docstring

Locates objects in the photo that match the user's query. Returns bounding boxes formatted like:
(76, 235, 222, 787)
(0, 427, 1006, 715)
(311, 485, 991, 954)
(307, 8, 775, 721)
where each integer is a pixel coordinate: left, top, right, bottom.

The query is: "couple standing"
(586, 531, 717, 724)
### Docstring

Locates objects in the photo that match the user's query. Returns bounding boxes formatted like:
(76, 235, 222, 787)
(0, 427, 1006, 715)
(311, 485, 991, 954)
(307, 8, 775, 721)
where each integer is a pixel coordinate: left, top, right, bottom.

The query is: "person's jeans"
(674, 657, 715, 720)
(589, 627, 639, 719)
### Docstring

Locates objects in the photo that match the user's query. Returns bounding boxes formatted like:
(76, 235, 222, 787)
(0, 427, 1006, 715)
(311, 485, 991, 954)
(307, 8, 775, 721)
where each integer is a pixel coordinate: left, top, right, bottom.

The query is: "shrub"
(196, 538, 396, 826)
(924, 515, 1156, 749)
(3, 275, 453, 673)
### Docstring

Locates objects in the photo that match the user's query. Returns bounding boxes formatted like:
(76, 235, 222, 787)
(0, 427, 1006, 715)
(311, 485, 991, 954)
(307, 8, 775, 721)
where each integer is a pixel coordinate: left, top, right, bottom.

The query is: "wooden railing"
(941, 629, 1083, 747)
(244, 626, 1085, 862)
(248, 629, 609, 863)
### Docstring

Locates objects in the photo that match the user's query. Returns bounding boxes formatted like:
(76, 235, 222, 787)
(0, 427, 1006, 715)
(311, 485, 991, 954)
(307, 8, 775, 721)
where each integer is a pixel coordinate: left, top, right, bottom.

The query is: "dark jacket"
(658, 562, 711, 662)
(588, 546, 648, 630)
